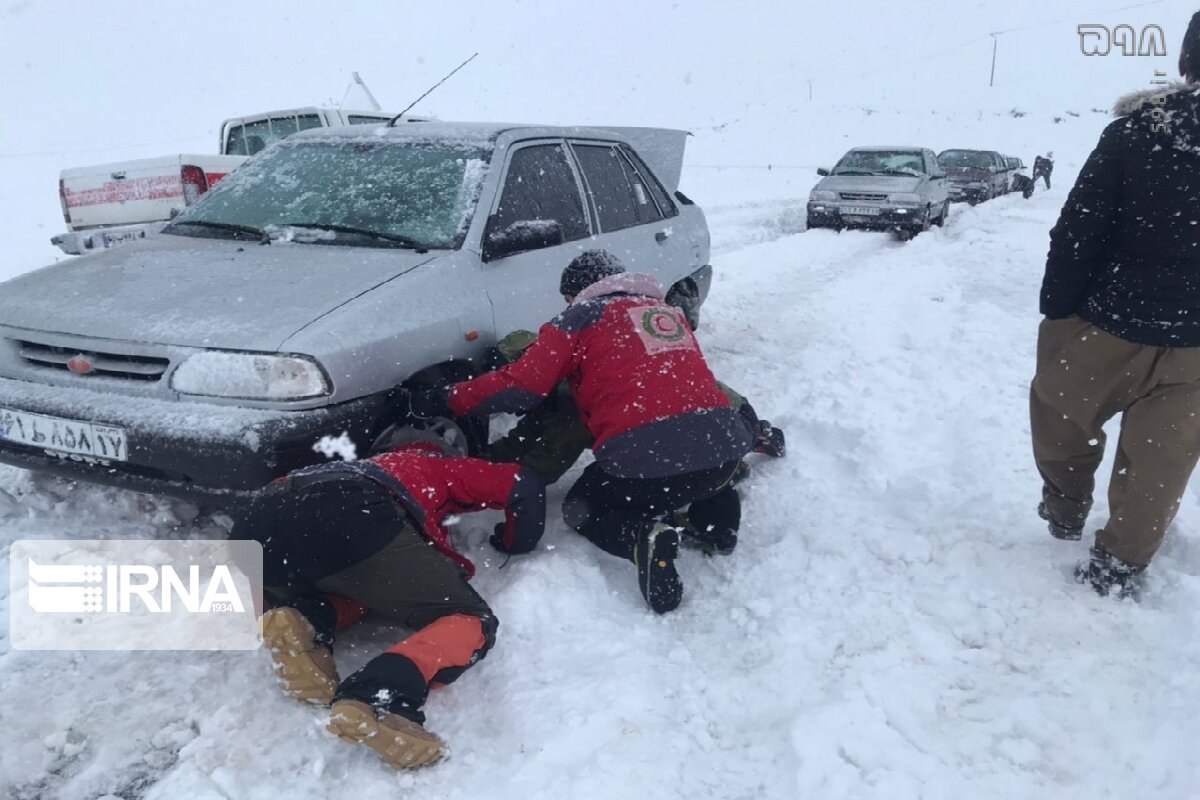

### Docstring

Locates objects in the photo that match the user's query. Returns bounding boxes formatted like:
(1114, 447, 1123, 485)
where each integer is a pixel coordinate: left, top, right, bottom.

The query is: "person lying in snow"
(411, 249, 756, 614)
(232, 427, 545, 770)
(481, 328, 786, 555)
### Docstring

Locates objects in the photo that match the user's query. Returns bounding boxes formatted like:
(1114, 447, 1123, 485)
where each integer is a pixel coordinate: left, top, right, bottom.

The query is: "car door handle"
(655, 230, 670, 243)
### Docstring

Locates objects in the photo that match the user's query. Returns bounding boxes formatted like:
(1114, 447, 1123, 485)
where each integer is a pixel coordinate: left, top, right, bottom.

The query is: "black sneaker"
(633, 523, 683, 613)
(1074, 546, 1142, 599)
(1038, 502, 1083, 541)
(669, 510, 737, 556)
(753, 421, 786, 458)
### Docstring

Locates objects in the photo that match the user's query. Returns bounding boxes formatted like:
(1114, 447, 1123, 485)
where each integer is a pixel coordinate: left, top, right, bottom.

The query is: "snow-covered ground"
(6, 0, 1200, 794)
(5, 104, 1200, 797)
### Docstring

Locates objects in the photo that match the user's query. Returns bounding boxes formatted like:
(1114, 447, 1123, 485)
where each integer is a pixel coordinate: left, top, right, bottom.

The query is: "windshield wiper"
(833, 169, 875, 176)
(165, 219, 267, 242)
(273, 222, 430, 252)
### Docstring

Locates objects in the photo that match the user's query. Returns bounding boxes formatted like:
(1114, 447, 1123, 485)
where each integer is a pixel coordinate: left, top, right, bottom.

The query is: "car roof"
(848, 145, 926, 152)
(289, 120, 650, 148)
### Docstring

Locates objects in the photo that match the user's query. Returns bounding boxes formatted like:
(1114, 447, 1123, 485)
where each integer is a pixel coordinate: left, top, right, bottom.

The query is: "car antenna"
(388, 52, 479, 126)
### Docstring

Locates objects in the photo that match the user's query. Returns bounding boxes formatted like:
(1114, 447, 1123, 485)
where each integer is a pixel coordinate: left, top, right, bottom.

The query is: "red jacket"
(287, 443, 545, 577)
(450, 273, 753, 479)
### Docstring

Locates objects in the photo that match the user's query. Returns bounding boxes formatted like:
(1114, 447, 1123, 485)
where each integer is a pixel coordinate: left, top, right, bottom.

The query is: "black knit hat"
(1185, 11, 1200, 80)
(560, 249, 626, 297)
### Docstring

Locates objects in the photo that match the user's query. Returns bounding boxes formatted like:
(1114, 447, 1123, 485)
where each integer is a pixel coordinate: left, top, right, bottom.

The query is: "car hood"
(817, 174, 923, 195)
(944, 167, 992, 182)
(0, 234, 437, 350)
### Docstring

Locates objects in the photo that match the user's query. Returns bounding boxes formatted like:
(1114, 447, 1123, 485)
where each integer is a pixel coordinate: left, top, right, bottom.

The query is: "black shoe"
(1074, 546, 1142, 599)
(1038, 502, 1083, 541)
(669, 510, 737, 556)
(753, 421, 786, 458)
(633, 523, 683, 613)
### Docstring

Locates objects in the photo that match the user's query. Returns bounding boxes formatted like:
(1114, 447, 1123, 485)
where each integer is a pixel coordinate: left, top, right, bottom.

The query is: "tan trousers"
(1030, 316, 1200, 567)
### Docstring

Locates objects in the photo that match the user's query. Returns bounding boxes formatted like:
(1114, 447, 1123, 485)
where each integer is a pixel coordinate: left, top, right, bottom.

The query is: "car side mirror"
(482, 218, 564, 262)
(817, 167, 830, 177)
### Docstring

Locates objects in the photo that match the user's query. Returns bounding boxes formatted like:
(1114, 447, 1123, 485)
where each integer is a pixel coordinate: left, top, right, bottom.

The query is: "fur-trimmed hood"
(1113, 82, 1200, 154)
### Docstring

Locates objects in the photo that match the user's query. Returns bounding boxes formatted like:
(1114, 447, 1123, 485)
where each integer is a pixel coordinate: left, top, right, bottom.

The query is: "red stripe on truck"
(63, 175, 184, 209)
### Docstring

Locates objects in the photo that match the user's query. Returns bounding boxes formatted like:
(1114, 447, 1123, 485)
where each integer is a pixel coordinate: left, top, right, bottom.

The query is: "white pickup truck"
(52, 106, 400, 255)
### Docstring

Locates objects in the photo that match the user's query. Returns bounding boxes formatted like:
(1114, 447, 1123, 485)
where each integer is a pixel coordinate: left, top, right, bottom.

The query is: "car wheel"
(369, 416, 473, 458)
(666, 279, 702, 331)
(934, 201, 949, 226)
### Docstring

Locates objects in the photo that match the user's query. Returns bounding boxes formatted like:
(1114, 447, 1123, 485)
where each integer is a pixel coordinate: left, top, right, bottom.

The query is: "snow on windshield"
(173, 140, 492, 249)
(834, 150, 925, 176)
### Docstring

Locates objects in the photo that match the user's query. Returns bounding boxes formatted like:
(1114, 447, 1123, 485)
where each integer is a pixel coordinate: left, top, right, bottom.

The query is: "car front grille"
(839, 192, 888, 202)
(15, 340, 169, 381)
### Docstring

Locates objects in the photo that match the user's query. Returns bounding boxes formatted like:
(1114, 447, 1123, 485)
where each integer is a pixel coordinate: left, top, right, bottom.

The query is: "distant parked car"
(806, 146, 950, 239)
(0, 122, 711, 501)
(937, 149, 1009, 205)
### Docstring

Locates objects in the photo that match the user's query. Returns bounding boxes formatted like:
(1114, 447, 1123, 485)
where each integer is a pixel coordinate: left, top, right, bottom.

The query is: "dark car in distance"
(937, 149, 1009, 205)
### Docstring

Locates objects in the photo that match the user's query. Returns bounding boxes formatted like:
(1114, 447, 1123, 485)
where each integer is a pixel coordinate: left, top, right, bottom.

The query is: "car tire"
(934, 201, 949, 226)
(666, 279, 702, 331)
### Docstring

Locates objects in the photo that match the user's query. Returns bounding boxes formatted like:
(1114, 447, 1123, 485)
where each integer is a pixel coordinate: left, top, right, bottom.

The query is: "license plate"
(100, 229, 147, 248)
(0, 408, 128, 461)
(841, 206, 881, 216)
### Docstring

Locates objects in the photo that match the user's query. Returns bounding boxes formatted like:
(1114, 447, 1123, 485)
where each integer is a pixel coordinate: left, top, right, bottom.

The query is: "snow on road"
(4, 185, 1200, 799)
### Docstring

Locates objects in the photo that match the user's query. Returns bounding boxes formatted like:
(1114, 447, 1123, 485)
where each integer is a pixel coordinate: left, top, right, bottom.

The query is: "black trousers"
(562, 460, 742, 560)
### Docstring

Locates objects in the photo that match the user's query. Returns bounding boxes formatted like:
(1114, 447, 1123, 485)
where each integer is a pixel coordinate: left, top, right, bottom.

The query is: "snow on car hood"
(944, 167, 992, 182)
(816, 174, 924, 194)
(0, 234, 436, 350)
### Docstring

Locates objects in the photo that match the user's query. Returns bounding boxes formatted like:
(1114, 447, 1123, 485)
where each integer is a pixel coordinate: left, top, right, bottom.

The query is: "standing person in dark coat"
(412, 250, 755, 613)
(1030, 11, 1200, 598)
(1032, 151, 1054, 189)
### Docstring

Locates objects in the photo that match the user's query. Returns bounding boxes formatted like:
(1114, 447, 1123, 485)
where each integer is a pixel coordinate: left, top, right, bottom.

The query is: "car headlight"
(809, 190, 838, 202)
(890, 193, 923, 204)
(171, 351, 330, 400)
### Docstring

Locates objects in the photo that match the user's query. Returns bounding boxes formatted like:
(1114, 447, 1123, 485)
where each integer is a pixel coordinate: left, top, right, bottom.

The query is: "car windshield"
(833, 150, 925, 176)
(938, 150, 994, 170)
(166, 139, 492, 250)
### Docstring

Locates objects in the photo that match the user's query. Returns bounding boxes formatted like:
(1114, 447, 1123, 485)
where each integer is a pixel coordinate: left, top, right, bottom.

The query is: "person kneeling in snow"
(232, 429, 545, 770)
(482, 329, 786, 555)
(411, 250, 755, 614)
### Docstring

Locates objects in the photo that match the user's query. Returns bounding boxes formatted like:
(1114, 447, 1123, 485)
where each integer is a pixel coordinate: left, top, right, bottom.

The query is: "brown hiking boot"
(327, 700, 445, 770)
(260, 607, 340, 705)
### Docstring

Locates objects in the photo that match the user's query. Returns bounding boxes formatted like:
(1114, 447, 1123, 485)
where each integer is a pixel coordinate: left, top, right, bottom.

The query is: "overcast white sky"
(0, 0, 1195, 268)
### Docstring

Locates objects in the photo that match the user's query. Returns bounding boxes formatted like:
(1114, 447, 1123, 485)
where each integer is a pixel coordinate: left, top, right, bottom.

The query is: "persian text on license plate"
(0, 408, 128, 461)
(841, 206, 881, 216)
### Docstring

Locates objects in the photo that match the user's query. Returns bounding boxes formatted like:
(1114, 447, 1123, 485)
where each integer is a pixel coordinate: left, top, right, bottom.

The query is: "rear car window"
(620, 145, 677, 218)
(226, 114, 323, 155)
(573, 143, 662, 231)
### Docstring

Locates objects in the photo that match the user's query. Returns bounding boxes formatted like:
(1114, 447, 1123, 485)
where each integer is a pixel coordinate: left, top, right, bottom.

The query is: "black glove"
(490, 523, 517, 554)
(409, 387, 453, 420)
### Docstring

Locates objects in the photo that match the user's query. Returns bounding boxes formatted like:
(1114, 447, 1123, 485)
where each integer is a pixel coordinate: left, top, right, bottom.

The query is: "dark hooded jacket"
(1041, 84, 1200, 345)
